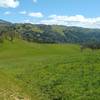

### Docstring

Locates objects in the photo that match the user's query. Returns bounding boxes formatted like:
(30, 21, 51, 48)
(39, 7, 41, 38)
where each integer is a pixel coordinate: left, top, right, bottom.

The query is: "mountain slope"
(1, 19, 100, 44)
(15, 24, 100, 43)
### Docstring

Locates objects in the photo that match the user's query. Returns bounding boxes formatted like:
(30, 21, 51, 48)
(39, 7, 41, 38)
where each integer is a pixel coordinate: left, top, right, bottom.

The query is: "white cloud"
(33, 0, 37, 3)
(22, 19, 39, 24)
(40, 15, 100, 28)
(19, 11, 27, 15)
(28, 12, 43, 18)
(0, 0, 19, 8)
(19, 11, 43, 18)
(4, 11, 11, 15)
(23, 19, 32, 23)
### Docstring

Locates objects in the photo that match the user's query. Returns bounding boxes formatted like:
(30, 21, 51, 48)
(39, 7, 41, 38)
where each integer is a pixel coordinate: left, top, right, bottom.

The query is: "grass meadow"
(0, 40, 100, 100)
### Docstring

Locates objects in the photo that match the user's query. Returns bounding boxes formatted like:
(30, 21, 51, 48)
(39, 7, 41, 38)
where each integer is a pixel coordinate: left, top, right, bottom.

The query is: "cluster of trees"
(0, 25, 16, 43)
(15, 24, 67, 43)
(80, 41, 100, 51)
(15, 24, 100, 45)
(0, 20, 16, 43)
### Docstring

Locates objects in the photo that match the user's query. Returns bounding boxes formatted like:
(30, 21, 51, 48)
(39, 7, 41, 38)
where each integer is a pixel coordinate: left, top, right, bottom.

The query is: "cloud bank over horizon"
(2, 13, 100, 29)
(37, 15, 100, 28)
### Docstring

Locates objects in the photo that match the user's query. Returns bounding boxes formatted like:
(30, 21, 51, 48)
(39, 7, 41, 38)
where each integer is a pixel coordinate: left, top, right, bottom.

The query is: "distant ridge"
(0, 19, 12, 26)
(1, 19, 100, 44)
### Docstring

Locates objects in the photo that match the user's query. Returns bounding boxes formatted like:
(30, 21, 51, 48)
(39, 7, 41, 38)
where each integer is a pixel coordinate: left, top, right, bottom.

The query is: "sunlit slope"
(0, 40, 100, 100)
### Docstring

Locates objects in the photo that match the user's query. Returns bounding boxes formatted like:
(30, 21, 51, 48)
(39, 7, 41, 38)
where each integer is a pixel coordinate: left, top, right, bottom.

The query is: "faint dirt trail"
(0, 72, 31, 100)
(0, 88, 31, 100)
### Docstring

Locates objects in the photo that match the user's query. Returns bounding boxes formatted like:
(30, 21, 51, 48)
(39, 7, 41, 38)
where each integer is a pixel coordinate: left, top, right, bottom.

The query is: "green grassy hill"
(0, 40, 100, 100)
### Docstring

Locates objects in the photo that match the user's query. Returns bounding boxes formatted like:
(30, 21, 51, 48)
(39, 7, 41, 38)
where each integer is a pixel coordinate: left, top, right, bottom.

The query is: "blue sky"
(0, 0, 100, 28)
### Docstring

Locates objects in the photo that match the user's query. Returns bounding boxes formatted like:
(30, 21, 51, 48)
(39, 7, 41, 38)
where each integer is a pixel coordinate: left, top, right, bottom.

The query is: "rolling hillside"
(0, 0, 100, 100)
(0, 40, 100, 100)
(1, 19, 100, 44)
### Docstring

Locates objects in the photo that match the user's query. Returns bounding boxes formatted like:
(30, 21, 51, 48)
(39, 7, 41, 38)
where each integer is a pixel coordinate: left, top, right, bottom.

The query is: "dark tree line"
(80, 41, 100, 51)
(0, 25, 17, 43)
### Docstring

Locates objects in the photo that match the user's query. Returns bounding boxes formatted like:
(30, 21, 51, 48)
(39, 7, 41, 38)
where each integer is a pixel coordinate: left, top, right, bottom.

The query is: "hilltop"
(1, 19, 100, 44)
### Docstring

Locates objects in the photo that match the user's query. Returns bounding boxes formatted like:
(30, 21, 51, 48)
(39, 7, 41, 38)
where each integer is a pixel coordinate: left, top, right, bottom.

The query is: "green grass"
(0, 39, 100, 100)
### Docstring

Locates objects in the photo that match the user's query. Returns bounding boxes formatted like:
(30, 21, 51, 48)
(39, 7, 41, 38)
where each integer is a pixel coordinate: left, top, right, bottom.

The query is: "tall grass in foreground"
(0, 40, 100, 100)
